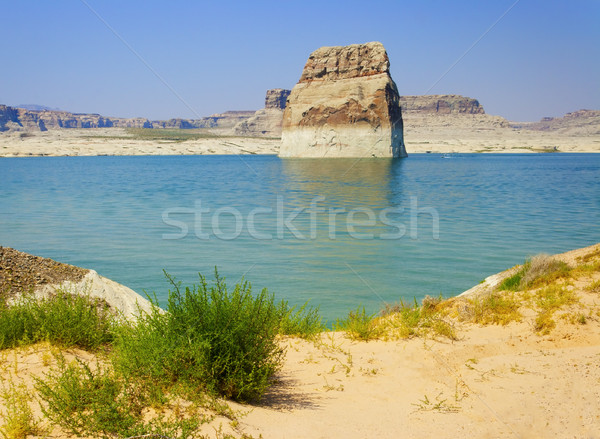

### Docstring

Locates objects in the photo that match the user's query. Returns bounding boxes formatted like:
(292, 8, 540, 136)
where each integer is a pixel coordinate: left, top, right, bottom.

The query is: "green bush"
(0, 292, 115, 351)
(113, 271, 285, 402)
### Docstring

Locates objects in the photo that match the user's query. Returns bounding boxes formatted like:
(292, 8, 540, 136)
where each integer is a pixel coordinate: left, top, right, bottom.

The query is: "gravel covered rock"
(0, 246, 88, 298)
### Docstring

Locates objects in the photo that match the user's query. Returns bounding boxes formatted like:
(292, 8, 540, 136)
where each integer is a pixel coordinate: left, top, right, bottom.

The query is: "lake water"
(1, 153, 599, 321)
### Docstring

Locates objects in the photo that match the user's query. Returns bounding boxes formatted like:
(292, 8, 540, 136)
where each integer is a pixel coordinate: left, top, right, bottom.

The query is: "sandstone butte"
(280, 42, 407, 158)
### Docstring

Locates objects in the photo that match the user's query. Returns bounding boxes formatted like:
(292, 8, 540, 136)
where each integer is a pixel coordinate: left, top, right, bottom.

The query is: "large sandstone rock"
(234, 89, 291, 137)
(280, 42, 406, 158)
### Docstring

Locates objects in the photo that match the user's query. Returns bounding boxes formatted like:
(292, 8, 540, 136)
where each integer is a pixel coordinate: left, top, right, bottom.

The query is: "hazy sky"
(2, 0, 598, 121)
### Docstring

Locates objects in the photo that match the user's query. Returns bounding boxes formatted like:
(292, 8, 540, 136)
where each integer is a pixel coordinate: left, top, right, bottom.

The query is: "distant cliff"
(399, 95, 484, 114)
(511, 110, 600, 135)
(0, 105, 255, 133)
(0, 105, 152, 131)
(4, 99, 597, 137)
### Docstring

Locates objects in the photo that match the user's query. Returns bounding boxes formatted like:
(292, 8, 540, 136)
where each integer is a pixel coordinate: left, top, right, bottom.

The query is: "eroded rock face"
(0, 105, 21, 131)
(234, 89, 291, 137)
(265, 89, 291, 110)
(280, 42, 406, 158)
(399, 95, 485, 114)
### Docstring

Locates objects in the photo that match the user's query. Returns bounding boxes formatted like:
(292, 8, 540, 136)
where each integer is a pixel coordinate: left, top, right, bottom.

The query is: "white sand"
(0, 128, 280, 157)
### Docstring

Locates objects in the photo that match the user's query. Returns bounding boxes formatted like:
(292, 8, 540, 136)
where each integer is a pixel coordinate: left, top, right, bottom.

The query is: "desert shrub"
(113, 271, 285, 402)
(0, 292, 115, 351)
(35, 355, 204, 439)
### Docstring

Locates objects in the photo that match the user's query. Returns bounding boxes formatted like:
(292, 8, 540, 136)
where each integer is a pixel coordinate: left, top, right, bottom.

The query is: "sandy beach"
(1, 243, 599, 438)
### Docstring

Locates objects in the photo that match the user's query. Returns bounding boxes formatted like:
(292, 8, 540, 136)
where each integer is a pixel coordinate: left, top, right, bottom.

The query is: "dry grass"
(533, 285, 580, 334)
(375, 296, 457, 341)
(0, 381, 41, 439)
(498, 254, 571, 292)
(522, 254, 571, 288)
(445, 248, 600, 334)
(587, 280, 600, 294)
(459, 292, 522, 326)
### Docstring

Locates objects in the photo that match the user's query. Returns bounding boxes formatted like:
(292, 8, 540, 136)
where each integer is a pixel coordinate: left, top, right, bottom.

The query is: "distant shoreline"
(0, 123, 599, 157)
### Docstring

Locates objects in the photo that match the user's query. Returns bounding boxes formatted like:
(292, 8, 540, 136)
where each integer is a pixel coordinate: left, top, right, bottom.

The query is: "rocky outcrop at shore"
(234, 89, 291, 137)
(0, 246, 153, 320)
(280, 42, 406, 158)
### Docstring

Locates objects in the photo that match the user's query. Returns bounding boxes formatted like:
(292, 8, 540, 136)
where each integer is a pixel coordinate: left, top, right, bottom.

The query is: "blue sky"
(2, 0, 598, 121)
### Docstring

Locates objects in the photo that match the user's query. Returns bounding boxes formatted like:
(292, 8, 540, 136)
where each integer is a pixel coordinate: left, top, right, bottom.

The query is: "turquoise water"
(1, 154, 599, 321)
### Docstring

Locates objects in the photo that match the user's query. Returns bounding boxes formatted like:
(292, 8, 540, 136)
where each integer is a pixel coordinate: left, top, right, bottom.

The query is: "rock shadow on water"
(280, 156, 405, 208)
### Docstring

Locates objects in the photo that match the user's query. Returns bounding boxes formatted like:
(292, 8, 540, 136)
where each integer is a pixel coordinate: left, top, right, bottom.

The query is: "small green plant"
(412, 393, 460, 413)
(379, 296, 457, 340)
(0, 382, 40, 439)
(335, 306, 379, 341)
(277, 300, 324, 339)
(0, 291, 115, 351)
(498, 266, 526, 292)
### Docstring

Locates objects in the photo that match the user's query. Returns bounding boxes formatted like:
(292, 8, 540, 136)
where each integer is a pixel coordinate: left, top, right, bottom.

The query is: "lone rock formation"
(280, 42, 407, 158)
